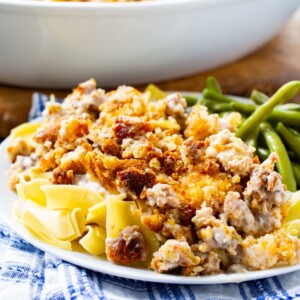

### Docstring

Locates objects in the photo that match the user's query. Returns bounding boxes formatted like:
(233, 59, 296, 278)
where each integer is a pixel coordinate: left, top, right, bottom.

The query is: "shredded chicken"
(241, 232, 300, 270)
(180, 137, 204, 165)
(192, 205, 241, 256)
(206, 129, 255, 177)
(244, 152, 290, 207)
(146, 183, 180, 208)
(151, 240, 200, 273)
(164, 93, 187, 118)
(224, 191, 256, 234)
(106, 225, 147, 265)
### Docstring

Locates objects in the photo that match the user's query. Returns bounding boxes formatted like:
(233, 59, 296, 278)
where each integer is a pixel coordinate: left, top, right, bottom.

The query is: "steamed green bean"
(292, 163, 300, 186)
(206, 76, 222, 94)
(276, 122, 300, 159)
(260, 122, 296, 192)
(244, 126, 260, 148)
(184, 95, 198, 107)
(202, 88, 234, 103)
(250, 90, 269, 105)
(236, 81, 300, 139)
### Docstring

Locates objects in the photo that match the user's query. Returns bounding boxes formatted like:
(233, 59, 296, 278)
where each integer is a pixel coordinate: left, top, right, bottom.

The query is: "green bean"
(279, 103, 300, 111)
(236, 81, 300, 139)
(260, 122, 296, 192)
(292, 162, 300, 186)
(276, 122, 300, 159)
(288, 127, 300, 138)
(208, 94, 300, 118)
(249, 91, 300, 110)
(258, 132, 268, 149)
(257, 147, 270, 161)
(206, 76, 222, 94)
(204, 97, 300, 126)
(250, 90, 269, 105)
(230, 102, 256, 114)
(288, 150, 297, 160)
(247, 89, 300, 110)
(244, 126, 260, 148)
(257, 147, 296, 162)
(200, 98, 232, 112)
(184, 95, 198, 107)
(204, 93, 300, 126)
(202, 89, 234, 103)
(267, 110, 300, 126)
(230, 102, 300, 126)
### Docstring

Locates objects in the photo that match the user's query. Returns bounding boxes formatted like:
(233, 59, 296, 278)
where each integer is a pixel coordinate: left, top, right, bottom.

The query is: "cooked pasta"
(86, 202, 107, 228)
(79, 225, 106, 256)
(20, 200, 85, 249)
(10, 122, 41, 142)
(41, 185, 104, 213)
(16, 176, 49, 205)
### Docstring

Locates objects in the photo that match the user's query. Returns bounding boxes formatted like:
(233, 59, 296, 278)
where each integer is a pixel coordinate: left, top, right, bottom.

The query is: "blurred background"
(0, 1, 299, 139)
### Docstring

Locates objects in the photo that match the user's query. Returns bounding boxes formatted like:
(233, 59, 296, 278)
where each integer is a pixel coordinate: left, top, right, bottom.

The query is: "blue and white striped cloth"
(1, 93, 300, 300)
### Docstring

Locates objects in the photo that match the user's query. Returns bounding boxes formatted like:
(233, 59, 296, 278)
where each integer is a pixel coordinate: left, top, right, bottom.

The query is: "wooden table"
(1, 9, 300, 139)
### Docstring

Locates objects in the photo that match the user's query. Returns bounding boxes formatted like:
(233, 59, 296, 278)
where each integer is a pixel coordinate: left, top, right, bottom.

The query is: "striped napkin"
(0, 93, 300, 300)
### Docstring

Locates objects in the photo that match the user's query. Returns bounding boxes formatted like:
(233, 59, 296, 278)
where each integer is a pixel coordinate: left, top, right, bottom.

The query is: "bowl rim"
(0, 0, 249, 10)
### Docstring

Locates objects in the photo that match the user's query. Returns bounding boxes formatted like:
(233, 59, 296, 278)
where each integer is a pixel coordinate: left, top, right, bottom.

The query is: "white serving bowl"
(0, 0, 298, 88)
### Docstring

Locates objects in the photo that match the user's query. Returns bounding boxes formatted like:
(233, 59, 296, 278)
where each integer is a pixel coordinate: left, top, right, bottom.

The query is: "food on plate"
(200, 78, 300, 191)
(6, 78, 300, 276)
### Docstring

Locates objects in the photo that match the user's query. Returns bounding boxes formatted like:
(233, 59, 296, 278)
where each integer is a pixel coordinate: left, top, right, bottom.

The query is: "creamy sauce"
(74, 173, 110, 197)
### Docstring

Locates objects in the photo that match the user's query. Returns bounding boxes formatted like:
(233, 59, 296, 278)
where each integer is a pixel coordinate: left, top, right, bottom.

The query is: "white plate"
(1, 124, 300, 285)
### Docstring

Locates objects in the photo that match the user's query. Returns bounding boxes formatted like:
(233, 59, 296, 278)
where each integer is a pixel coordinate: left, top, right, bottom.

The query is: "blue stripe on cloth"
(0, 263, 43, 284)
(92, 272, 106, 299)
(260, 278, 279, 298)
(272, 277, 292, 299)
(237, 283, 248, 300)
(246, 280, 266, 299)
(10, 236, 43, 255)
(164, 284, 181, 300)
(34, 260, 45, 300)
(155, 283, 172, 299)
(293, 291, 300, 298)
(29, 93, 63, 120)
(0, 225, 11, 245)
(62, 261, 77, 297)
(45, 291, 65, 300)
(39, 93, 45, 116)
(183, 285, 196, 300)
(82, 269, 104, 299)
(145, 282, 156, 300)
(168, 284, 185, 300)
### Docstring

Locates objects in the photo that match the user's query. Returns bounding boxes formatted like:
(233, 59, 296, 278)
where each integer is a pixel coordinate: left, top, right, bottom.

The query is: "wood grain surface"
(0, 9, 299, 138)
